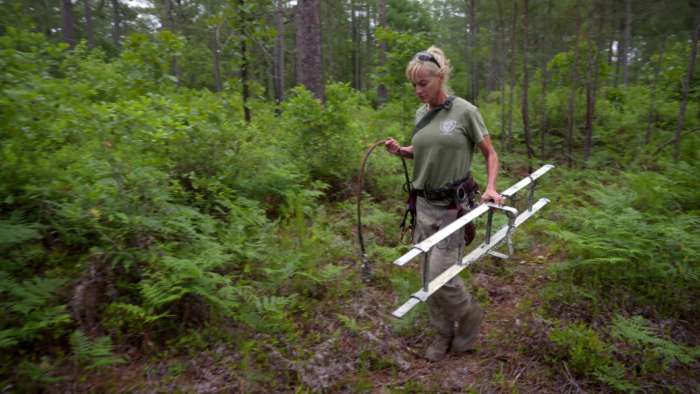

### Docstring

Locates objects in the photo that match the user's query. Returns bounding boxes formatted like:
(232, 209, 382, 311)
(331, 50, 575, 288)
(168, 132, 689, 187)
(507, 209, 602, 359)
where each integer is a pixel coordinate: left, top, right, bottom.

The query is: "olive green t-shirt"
(411, 97, 489, 205)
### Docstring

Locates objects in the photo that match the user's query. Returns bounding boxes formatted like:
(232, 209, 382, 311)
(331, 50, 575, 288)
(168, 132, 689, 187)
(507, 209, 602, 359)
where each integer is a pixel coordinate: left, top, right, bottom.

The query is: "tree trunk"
(522, 0, 532, 165)
(213, 35, 222, 92)
(274, 0, 285, 105)
(622, 0, 631, 85)
(298, 0, 323, 100)
(212, 19, 222, 92)
(645, 38, 665, 145)
(673, 16, 700, 162)
(111, 0, 121, 49)
(327, 5, 334, 81)
(470, 0, 477, 103)
(566, 1, 582, 168)
(615, 12, 623, 88)
(507, 2, 517, 154)
(496, 0, 507, 151)
(60, 0, 77, 50)
(83, 0, 95, 49)
(351, 0, 360, 90)
(582, 1, 596, 167)
(365, 1, 371, 92)
(320, 7, 326, 91)
(165, 0, 180, 88)
(377, 0, 387, 106)
(294, 5, 301, 87)
(242, 39, 250, 123)
(540, 0, 551, 161)
(487, 21, 498, 98)
(607, 0, 615, 74)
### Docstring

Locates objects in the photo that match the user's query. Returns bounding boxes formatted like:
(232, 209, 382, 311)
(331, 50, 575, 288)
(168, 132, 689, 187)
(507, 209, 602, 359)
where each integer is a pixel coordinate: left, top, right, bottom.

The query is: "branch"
(652, 127, 700, 157)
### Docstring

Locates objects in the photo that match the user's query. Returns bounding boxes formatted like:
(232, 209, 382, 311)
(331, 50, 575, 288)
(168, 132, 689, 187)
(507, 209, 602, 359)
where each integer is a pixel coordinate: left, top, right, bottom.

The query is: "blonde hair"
(405, 46, 454, 95)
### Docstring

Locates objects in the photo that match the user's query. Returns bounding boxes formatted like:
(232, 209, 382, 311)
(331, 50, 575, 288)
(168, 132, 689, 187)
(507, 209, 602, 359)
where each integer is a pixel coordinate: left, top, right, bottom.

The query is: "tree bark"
(320, 6, 326, 91)
(377, 0, 387, 106)
(582, 1, 596, 167)
(365, 1, 371, 92)
(83, 0, 95, 49)
(622, 0, 632, 85)
(241, 39, 250, 122)
(60, 0, 77, 50)
(566, 1, 582, 168)
(353, 0, 359, 91)
(522, 0, 532, 165)
(507, 1, 517, 154)
(497, 0, 507, 151)
(165, 0, 180, 88)
(298, 0, 323, 100)
(487, 21, 498, 98)
(470, 0, 476, 102)
(111, 0, 121, 50)
(327, 5, 334, 81)
(213, 35, 222, 92)
(294, 5, 301, 87)
(673, 16, 700, 162)
(645, 38, 665, 145)
(540, 0, 551, 161)
(274, 0, 285, 105)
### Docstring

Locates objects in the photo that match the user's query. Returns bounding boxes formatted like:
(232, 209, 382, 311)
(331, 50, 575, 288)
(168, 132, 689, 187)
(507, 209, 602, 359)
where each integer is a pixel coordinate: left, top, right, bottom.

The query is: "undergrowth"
(1, 24, 699, 393)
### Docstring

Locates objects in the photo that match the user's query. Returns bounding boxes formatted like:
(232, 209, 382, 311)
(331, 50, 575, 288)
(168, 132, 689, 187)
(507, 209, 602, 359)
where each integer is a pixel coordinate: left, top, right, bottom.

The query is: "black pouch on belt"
(447, 173, 479, 247)
(399, 189, 418, 244)
(409, 173, 480, 247)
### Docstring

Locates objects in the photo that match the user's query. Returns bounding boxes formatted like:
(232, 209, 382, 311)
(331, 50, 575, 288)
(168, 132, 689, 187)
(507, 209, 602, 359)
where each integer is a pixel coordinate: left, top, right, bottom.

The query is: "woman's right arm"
(385, 137, 414, 159)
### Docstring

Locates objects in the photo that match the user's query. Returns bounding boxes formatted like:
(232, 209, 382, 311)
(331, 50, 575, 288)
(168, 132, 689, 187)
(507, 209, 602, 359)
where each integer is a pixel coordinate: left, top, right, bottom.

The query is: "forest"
(0, 0, 699, 392)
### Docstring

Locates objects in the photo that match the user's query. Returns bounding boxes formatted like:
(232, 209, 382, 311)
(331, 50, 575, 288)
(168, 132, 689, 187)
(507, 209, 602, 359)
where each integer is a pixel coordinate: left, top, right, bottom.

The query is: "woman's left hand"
(480, 188, 504, 206)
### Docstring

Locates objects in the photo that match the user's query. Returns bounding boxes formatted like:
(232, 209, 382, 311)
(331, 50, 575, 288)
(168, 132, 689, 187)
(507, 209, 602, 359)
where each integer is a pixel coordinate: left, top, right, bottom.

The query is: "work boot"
(425, 332, 454, 362)
(452, 302, 484, 353)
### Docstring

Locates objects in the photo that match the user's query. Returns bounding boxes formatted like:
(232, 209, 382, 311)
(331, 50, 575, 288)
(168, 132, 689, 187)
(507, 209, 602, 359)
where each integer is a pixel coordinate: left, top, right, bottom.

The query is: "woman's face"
(411, 67, 444, 104)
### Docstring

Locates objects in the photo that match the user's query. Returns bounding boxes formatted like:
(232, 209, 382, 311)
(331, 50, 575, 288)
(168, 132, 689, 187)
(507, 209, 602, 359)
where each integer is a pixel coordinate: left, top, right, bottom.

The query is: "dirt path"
(347, 247, 569, 394)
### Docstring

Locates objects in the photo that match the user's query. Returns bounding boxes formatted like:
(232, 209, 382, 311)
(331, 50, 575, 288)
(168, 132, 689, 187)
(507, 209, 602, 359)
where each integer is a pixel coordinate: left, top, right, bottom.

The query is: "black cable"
(357, 141, 411, 282)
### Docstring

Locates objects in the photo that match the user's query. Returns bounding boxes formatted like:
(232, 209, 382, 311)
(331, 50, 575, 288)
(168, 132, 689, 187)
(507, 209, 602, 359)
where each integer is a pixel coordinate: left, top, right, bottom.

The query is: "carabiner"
(400, 225, 415, 245)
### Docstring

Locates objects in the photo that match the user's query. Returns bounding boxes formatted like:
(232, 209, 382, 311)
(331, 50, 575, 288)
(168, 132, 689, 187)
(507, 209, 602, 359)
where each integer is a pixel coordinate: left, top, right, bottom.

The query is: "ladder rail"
(392, 197, 551, 318)
(392, 164, 554, 267)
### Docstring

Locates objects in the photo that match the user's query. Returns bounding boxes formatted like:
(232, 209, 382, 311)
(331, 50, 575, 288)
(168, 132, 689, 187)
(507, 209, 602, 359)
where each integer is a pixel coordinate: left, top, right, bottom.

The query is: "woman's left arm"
(476, 135, 505, 205)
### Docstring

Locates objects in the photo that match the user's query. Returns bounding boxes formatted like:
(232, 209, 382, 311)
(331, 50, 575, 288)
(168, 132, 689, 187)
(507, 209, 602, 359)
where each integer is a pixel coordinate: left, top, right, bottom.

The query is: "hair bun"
(405, 45, 454, 95)
(426, 46, 452, 85)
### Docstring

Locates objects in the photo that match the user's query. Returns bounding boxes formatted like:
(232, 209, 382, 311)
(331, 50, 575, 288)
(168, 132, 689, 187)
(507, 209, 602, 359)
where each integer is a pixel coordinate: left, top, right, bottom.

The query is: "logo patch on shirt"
(440, 119, 457, 135)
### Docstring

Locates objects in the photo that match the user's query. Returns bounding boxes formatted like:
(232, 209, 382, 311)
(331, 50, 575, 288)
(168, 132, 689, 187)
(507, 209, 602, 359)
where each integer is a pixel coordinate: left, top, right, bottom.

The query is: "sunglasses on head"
(413, 52, 441, 69)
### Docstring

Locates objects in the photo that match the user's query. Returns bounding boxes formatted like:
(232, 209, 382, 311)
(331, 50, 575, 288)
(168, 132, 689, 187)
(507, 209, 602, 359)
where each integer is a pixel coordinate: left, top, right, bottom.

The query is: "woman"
(385, 46, 505, 361)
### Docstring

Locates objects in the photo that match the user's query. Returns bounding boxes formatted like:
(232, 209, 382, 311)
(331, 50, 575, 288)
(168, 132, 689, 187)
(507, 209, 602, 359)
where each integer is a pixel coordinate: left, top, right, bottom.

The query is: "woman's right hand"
(385, 137, 401, 155)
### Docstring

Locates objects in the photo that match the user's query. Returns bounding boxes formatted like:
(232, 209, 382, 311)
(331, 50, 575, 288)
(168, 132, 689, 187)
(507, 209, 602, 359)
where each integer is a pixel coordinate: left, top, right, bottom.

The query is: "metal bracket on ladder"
(391, 164, 555, 319)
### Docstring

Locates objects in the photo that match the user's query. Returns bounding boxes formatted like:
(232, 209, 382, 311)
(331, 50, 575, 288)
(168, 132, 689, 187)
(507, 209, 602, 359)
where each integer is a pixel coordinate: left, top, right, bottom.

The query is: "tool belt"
(400, 173, 480, 246)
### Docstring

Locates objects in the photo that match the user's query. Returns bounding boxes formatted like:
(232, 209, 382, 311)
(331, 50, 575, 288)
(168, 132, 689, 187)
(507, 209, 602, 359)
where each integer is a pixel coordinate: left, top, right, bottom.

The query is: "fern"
(0, 211, 43, 249)
(239, 294, 299, 333)
(612, 315, 700, 366)
(592, 362, 641, 393)
(335, 313, 371, 333)
(70, 330, 126, 371)
(0, 272, 70, 347)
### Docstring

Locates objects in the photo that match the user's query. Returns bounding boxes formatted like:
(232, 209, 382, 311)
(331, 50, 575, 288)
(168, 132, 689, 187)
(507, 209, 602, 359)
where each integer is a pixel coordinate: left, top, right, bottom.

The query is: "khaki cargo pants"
(415, 197, 474, 335)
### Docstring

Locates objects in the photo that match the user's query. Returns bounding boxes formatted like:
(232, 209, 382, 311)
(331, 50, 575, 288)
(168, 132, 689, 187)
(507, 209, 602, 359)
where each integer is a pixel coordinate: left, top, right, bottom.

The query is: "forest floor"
(62, 240, 585, 394)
